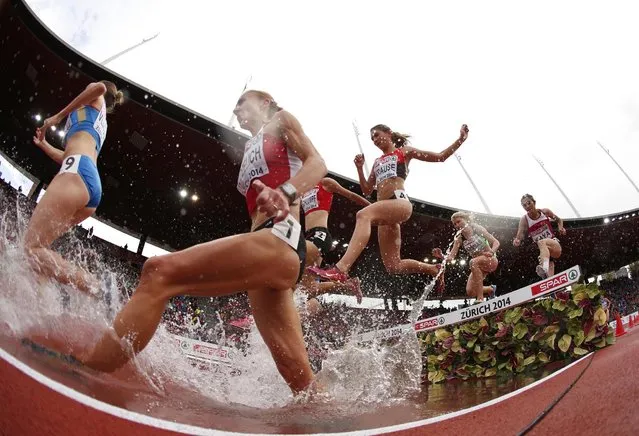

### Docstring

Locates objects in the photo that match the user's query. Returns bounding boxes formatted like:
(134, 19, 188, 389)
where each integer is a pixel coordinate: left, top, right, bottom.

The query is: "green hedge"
(420, 284, 614, 383)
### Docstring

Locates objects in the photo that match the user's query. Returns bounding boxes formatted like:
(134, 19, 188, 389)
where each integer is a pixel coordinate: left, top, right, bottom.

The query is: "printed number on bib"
(59, 155, 81, 175)
(272, 216, 301, 250)
(394, 189, 409, 201)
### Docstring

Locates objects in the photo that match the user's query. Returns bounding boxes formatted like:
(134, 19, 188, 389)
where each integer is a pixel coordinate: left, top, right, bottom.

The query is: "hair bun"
(115, 90, 124, 104)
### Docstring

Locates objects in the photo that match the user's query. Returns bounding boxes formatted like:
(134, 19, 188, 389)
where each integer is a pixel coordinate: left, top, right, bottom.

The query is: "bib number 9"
(58, 154, 81, 175)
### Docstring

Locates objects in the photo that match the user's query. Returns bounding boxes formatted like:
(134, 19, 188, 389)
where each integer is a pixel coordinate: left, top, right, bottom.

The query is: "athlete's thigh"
(160, 230, 300, 295)
(546, 239, 562, 258)
(363, 200, 412, 226)
(24, 173, 89, 247)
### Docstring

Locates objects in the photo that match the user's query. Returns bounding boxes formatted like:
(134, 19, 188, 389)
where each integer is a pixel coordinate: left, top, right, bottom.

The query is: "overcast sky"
(26, 0, 639, 218)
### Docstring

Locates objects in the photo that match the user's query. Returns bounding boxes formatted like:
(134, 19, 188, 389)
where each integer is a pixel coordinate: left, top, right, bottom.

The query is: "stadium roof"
(1, 0, 637, 299)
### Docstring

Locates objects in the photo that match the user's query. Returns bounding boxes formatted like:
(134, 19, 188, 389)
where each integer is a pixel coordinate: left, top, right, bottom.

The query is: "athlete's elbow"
(89, 82, 107, 96)
(313, 155, 327, 178)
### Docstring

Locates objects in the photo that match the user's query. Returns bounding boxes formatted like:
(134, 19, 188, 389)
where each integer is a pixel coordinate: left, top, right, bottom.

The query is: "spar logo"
(416, 318, 440, 330)
(531, 272, 569, 296)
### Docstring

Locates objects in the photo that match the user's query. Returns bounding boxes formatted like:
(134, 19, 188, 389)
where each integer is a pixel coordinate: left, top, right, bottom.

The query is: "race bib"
(237, 131, 270, 195)
(93, 104, 108, 146)
(394, 189, 410, 201)
(271, 215, 301, 250)
(311, 229, 327, 241)
(58, 154, 81, 175)
(531, 228, 553, 242)
(374, 154, 398, 184)
(301, 188, 319, 213)
(463, 235, 488, 255)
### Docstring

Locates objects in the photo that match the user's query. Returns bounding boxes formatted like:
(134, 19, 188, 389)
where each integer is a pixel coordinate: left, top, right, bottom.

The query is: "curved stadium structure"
(1, 0, 639, 434)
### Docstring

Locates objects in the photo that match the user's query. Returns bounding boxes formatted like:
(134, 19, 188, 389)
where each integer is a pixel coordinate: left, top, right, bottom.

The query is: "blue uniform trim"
(63, 106, 105, 154)
(76, 156, 102, 208)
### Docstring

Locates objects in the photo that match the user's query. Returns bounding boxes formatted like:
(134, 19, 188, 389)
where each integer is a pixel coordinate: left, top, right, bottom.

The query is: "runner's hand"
(459, 124, 469, 142)
(354, 154, 365, 169)
(558, 226, 566, 235)
(32, 136, 48, 150)
(513, 238, 521, 247)
(254, 180, 289, 223)
(37, 115, 61, 141)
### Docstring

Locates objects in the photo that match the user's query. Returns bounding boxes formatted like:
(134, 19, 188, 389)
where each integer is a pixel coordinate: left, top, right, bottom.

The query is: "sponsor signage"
(351, 266, 581, 342)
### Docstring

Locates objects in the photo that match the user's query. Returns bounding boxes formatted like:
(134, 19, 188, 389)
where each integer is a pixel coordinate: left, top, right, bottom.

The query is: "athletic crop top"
(525, 211, 555, 242)
(63, 104, 108, 153)
(458, 224, 491, 257)
(301, 183, 334, 216)
(237, 129, 302, 215)
(372, 148, 408, 187)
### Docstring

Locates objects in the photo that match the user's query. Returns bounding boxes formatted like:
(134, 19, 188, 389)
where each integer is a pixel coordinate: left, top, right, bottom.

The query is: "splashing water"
(0, 191, 426, 410)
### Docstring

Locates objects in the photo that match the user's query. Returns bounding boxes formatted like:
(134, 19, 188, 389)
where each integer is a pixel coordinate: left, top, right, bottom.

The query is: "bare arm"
(542, 208, 566, 234)
(33, 136, 64, 164)
(446, 236, 462, 261)
(513, 216, 527, 246)
(277, 111, 327, 198)
(403, 124, 469, 163)
(476, 224, 500, 253)
(354, 154, 375, 196)
(38, 82, 107, 140)
(321, 177, 370, 207)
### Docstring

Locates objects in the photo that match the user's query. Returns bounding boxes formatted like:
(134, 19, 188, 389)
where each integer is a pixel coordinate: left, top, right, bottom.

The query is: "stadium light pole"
(454, 153, 492, 214)
(532, 155, 581, 218)
(352, 120, 370, 176)
(596, 141, 639, 195)
(227, 75, 253, 128)
(101, 33, 160, 66)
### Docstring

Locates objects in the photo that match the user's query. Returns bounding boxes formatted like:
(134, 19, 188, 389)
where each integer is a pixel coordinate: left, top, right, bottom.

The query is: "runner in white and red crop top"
(310, 123, 470, 283)
(299, 177, 370, 311)
(513, 193, 566, 279)
(76, 90, 327, 395)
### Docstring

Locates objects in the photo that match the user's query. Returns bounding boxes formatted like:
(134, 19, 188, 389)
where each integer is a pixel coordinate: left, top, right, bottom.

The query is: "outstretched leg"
(79, 230, 301, 373)
(24, 173, 98, 293)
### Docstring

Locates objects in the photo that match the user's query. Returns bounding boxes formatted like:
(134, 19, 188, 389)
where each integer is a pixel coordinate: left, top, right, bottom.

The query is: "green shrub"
(420, 283, 614, 383)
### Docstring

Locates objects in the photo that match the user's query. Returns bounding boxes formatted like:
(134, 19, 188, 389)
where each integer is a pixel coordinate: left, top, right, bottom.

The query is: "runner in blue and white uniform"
(27, 81, 124, 294)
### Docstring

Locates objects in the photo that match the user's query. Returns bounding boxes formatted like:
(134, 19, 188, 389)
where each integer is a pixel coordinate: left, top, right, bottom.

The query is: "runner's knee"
(139, 255, 178, 297)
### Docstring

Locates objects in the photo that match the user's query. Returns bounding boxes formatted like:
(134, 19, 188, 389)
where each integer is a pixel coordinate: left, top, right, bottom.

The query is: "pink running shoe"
(307, 265, 349, 282)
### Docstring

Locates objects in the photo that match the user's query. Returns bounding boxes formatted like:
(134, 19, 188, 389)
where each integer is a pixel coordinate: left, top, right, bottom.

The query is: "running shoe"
(536, 265, 548, 279)
(488, 284, 497, 299)
(307, 265, 349, 282)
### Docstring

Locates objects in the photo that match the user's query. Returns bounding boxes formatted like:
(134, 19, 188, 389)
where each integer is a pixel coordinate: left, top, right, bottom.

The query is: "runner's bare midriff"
(376, 177, 406, 201)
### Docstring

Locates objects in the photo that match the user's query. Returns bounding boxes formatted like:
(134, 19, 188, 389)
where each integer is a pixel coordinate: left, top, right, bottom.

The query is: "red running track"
(2, 327, 638, 436)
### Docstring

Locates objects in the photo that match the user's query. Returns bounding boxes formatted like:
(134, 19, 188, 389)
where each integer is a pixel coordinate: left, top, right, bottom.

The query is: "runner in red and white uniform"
(73, 90, 327, 395)
(513, 194, 566, 279)
(299, 177, 370, 313)
(310, 123, 469, 282)
(446, 211, 499, 302)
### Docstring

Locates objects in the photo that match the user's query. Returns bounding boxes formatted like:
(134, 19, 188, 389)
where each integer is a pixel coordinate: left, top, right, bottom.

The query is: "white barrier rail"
(350, 265, 582, 343)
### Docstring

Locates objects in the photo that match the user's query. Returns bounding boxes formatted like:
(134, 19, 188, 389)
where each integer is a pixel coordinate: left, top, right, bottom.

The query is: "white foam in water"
(0, 191, 427, 409)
